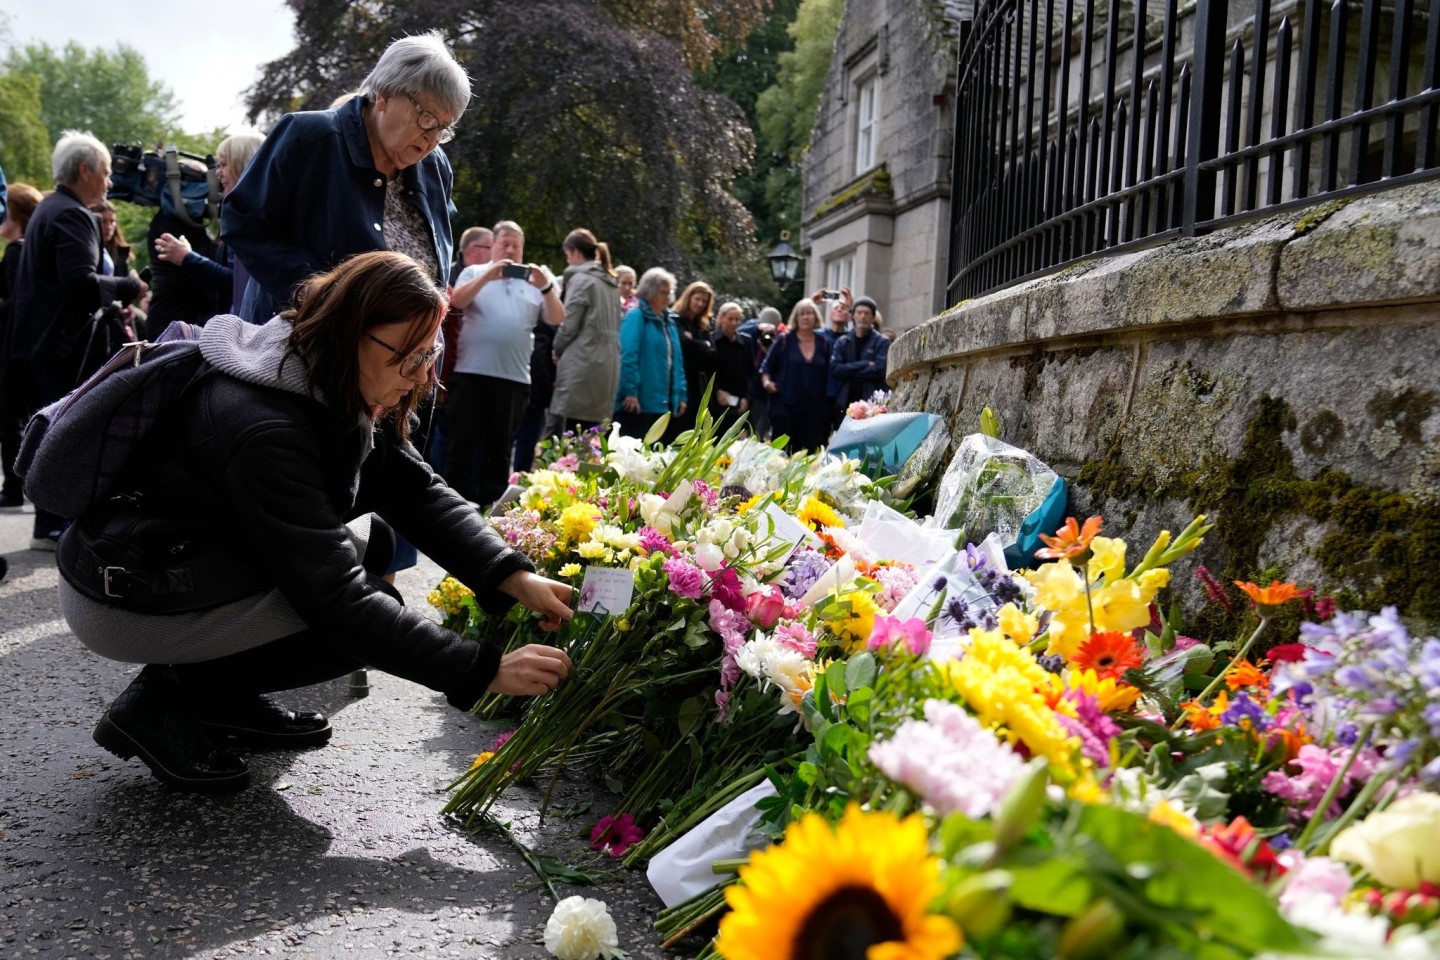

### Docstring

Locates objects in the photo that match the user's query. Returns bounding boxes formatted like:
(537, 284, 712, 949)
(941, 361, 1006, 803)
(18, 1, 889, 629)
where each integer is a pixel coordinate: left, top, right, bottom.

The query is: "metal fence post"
(1183, 0, 1231, 232)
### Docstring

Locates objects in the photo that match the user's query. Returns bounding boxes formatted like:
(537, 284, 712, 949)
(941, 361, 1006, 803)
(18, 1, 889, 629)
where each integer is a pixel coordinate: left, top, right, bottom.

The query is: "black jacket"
(58, 371, 533, 707)
(7, 185, 141, 365)
(831, 330, 891, 411)
(145, 210, 221, 330)
(708, 330, 755, 415)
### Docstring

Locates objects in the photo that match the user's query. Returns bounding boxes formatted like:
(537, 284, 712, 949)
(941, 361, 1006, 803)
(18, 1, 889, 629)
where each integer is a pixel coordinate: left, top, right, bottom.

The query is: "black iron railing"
(947, 0, 1440, 300)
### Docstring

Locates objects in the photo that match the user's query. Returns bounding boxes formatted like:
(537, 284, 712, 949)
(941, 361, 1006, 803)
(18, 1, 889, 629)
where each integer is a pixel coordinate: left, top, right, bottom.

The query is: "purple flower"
(663, 557, 706, 600)
(781, 548, 829, 600)
(1220, 692, 1270, 731)
(1058, 692, 1121, 765)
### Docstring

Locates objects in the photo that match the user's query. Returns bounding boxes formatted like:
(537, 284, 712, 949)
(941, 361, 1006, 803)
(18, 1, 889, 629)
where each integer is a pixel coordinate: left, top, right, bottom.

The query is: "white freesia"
(544, 896, 625, 960)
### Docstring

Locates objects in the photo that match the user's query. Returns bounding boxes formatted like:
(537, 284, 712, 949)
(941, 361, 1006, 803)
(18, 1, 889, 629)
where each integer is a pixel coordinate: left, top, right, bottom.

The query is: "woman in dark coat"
(58, 252, 573, 793)
(760, 298, 832, 453)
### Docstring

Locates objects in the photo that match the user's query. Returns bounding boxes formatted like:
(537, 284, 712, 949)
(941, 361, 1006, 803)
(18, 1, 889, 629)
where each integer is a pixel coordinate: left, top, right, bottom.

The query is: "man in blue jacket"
(831, 296, 890, 418)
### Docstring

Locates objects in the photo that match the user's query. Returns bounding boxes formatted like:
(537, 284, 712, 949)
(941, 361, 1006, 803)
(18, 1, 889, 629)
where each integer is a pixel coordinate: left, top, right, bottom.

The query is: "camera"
(501, 263, 530, 280)
(759, 331, 775, 347)
(820, 290, 841, 301)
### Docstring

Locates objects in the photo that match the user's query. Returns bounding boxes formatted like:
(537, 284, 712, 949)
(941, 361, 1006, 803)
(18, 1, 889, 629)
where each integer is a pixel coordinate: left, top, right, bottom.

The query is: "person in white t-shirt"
(444, 220, 562, 506)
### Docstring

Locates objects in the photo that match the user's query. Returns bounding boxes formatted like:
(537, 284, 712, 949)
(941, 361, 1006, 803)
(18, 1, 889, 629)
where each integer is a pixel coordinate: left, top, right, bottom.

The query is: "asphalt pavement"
(0, 503, 677, 959)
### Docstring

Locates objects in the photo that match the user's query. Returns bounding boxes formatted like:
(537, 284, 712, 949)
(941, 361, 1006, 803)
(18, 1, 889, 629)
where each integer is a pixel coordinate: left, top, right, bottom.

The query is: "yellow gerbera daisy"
(717, 806, 961, 960)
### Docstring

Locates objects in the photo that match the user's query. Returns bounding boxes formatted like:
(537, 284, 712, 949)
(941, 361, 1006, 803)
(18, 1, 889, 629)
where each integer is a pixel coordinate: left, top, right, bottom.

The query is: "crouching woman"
(57, 251, 573, 792)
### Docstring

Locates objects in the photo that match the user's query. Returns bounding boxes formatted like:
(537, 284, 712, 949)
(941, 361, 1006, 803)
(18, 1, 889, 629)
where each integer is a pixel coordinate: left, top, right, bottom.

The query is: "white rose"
(1330, 793, 1440, 890)
(543, 895, 624, 960)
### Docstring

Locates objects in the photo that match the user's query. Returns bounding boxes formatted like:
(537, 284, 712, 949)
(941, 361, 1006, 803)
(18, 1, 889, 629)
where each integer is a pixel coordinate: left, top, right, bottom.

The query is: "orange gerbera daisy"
(1036, 515, 1103, 560)
(1224, 658, 1270, 691)
(1233, 579, 1305, 610)
(1071, 631, 1145, 680)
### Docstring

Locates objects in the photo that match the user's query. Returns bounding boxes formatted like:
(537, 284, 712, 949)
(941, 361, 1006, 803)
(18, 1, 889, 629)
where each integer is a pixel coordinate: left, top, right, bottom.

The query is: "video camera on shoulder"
(108, 143, 221, 232)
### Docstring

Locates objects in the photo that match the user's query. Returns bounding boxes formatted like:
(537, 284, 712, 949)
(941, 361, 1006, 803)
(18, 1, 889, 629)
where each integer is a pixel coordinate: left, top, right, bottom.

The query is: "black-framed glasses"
(406, 94, 456, 144)
(368, 333, 443, 377)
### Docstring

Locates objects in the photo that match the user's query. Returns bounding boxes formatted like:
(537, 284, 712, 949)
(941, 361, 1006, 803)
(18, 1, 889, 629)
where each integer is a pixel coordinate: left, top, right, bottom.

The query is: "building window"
(825, 254, 854, 294)
(854, 73, 879, 174)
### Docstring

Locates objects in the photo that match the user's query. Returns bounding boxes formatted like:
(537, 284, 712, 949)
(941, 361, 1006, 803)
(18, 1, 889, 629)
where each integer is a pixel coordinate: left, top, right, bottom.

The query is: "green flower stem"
(1080, 559, 1096, 636)
(1296, 726, 1383, 854)
(622, 767, 768, 866)
(1170, 614, 1271, 732)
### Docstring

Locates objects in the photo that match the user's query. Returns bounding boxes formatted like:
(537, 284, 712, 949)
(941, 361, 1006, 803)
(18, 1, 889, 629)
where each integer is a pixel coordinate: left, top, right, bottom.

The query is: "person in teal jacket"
(615, 266, 687, 438)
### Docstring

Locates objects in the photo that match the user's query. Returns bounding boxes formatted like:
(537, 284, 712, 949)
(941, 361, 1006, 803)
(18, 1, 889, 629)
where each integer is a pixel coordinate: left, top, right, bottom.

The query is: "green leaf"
(796, 761, 818, 785)
(1005, 857, 1093, 917)
(821, 722, 853, 760)
(845, 686, 874, 725)
(938, 811, 994, 860)
(677, 695, 706, 736)
(844, 652, 878, 691)
(825, 660, 849, 698)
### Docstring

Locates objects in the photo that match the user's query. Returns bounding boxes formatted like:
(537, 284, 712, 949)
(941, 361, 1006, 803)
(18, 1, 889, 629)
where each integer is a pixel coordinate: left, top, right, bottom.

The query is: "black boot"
(199, 695, 332, 749)
(93, 667, 250, 792)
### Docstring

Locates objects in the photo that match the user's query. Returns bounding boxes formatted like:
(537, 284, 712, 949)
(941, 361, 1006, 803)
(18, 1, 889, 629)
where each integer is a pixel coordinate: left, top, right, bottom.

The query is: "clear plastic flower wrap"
(927, 434, 1059, 549)
(803, 454, 873, 522)
(720, 438, 791, 497)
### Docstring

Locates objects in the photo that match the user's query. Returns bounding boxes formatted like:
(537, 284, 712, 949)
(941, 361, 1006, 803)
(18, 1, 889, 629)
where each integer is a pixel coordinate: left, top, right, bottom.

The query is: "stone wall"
(888, 180, 1440, 626)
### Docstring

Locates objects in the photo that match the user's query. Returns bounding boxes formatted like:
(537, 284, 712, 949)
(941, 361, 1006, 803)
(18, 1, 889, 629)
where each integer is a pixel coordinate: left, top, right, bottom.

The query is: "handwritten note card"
(576, 566, 636, 616)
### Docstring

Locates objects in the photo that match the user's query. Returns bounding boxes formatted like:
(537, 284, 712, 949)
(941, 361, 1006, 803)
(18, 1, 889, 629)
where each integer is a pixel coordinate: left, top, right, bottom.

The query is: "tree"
(755, 0, 843, 233)
(2, 41, 181, 147)
(247, 0, 758, 277)
(0, 71, 50, 186)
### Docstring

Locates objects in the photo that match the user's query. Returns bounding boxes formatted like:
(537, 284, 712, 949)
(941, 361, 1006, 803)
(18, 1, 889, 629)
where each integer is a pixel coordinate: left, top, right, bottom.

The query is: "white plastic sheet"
(645, 780, 778, 908)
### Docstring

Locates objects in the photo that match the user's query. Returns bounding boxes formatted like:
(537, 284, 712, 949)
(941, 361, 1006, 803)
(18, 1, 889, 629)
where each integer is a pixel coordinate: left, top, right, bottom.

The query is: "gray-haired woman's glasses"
(368, 333, 443, 377)
(407, 94, 456, 144)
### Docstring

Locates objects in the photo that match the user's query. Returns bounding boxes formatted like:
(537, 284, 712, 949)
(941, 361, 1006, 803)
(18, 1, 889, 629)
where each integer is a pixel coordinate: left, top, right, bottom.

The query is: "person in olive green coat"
(544, 228, 622, 437)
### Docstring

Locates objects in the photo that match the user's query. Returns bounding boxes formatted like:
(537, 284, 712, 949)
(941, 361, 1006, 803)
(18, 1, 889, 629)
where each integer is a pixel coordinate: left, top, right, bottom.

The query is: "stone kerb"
(888, 180, 1440, 624)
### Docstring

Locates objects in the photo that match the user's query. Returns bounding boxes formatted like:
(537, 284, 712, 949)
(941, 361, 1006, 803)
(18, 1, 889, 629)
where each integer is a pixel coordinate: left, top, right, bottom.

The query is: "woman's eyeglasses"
(406, 94, 457, 144)
(368, 333, 443, 377)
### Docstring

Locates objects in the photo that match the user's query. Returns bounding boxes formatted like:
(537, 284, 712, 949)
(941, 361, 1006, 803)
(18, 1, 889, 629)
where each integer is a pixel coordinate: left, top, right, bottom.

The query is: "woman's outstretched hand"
(487, 644, 572, 696)
(500, 569, 575, 632)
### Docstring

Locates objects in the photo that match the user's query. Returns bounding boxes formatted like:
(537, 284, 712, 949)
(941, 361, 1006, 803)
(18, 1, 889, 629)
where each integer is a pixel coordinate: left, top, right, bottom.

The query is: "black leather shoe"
(200, 695, 332, 749)
(93, 668, 250, 792)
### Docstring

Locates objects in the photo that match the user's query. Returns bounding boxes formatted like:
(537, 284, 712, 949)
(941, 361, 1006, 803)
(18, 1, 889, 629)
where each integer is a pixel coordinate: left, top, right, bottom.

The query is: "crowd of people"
(0, 32, 896, 793)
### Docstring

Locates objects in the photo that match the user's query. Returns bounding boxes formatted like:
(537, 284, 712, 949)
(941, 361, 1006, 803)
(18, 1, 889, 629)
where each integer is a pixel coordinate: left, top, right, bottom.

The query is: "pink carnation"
(869, 699, 1026, 818)
(637, 526, 676, 557)
(663, 557, 706, 600)
(692, 480, 719, 510)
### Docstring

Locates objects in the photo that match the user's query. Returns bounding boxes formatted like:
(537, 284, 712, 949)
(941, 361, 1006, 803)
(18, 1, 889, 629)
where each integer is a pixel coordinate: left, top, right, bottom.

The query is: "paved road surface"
(0, 504, 676, 959)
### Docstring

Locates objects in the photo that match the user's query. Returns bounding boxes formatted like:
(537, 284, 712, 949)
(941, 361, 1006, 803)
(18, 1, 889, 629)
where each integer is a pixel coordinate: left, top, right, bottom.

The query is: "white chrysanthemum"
(544, 896, 624, 960)
(736, 635, 812, 713)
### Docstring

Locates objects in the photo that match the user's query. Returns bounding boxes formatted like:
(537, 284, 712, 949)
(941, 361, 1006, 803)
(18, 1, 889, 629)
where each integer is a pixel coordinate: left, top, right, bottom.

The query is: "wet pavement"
(0, 504, 676, 959)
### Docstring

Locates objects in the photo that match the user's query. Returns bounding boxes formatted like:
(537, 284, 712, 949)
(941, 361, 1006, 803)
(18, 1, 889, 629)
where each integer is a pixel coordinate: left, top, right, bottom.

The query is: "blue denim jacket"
(222, 96, 456, 322)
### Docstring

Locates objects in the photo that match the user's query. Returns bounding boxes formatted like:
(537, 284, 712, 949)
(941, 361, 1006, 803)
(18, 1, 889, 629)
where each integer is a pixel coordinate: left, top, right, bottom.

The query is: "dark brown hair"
(562, 227, 614, 276)
(282, 251, 446, 442)
(90, 199, 130, 264)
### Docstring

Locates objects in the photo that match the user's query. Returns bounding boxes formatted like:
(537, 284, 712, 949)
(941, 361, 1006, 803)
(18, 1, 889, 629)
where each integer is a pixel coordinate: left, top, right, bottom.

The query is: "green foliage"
(0, 71, 49, 185)
(754, 0, 843, 231)
(3, 41, 180, 146)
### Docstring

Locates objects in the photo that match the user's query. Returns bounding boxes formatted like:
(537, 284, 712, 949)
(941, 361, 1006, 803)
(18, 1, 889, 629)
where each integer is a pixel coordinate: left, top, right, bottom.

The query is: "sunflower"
(797, 494, 846, 533)
(1070, 631, 1144, 680)
(716, 806, 961, 960)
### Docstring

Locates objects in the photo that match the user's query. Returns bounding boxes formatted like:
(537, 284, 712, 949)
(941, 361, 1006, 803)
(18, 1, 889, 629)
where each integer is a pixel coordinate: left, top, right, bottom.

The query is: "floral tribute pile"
(429, 407, 1440, 960)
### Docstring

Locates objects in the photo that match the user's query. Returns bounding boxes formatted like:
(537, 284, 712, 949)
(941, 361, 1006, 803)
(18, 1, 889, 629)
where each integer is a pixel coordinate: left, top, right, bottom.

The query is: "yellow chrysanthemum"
(469, 751, 494, 769)
(996, 603, 1039, 644)
(797, 494, 845, 533)
(943, 631, 1078, 778)
(558, 563, 582, 578)
(428, 576, 474, 617)
(1069, 668, 1142, 713)
(716, 806, 961, 960)
(558, 502, 602, 544)
(576, 541, 610, 561)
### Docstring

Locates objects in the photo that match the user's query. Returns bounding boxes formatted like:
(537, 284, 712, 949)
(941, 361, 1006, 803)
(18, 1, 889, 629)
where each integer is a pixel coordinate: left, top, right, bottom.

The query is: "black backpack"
(15, 321, 209, 520)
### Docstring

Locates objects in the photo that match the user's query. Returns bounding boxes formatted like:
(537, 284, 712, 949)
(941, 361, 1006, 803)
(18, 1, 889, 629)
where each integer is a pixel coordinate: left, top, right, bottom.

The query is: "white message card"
(576, 566, 636, 616)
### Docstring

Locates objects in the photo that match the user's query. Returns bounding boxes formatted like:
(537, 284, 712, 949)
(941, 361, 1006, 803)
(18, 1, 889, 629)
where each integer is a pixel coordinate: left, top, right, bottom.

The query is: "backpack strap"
(163, 147, 221, 241)
(163, 146, 202, 231)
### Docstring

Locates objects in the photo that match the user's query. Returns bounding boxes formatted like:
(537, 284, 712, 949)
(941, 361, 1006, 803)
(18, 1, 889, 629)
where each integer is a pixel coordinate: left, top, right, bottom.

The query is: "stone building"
(801, 0, 970, 332)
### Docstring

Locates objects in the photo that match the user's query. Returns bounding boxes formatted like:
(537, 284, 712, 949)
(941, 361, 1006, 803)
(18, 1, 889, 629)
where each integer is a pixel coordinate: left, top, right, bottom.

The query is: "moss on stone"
(1077, 394, 1440, 634)
(813, 166, 894, 219)
(1292, 198, 1353, 235)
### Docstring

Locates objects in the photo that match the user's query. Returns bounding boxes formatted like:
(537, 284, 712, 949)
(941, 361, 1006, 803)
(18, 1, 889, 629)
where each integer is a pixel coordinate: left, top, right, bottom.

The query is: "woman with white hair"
(152, 132, 265, 317)
(223, 31, 471, 323)
(615, 267, 687, 439)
